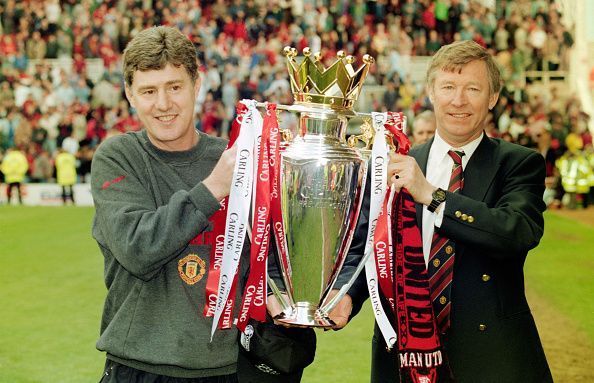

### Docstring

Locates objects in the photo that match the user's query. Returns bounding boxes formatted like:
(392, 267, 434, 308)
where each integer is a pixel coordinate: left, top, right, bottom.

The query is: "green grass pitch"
(1, 206, 592, 382)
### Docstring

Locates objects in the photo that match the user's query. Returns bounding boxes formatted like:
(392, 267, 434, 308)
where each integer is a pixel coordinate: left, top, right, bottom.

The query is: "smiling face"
(428, 59, 499, 147)
(125, 63, 200, 151)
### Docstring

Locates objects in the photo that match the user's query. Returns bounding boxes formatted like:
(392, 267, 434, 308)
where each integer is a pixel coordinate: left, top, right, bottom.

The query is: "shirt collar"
(430, 130, 484, 168)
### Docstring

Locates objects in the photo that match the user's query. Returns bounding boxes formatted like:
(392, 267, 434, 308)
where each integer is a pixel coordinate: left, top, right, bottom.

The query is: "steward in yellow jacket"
(55, 149, 77, 204)
(1, 148, 28, 204)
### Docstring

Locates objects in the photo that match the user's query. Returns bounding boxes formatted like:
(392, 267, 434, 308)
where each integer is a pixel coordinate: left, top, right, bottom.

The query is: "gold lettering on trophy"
(297, 198, 347, 209)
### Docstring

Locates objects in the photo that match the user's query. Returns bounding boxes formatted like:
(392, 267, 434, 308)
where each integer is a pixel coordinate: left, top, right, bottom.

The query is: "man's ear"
(426, 84, 434, 104)
(488, 92, 500, 110)
(124, 84, 135, 109)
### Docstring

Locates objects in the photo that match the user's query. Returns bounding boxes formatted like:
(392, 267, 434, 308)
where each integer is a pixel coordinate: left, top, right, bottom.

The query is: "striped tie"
(429, 150, 464, 333)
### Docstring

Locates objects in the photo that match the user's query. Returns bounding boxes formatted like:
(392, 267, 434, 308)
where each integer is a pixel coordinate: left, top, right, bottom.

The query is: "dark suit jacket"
(347, 135, 553, 383)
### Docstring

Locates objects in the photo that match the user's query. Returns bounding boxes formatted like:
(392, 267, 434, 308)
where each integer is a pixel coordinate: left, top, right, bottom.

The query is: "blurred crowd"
(0, 0, 592, 208)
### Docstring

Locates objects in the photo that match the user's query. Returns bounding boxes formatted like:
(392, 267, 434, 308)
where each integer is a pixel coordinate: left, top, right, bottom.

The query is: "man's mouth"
(155, 114, 176, 122)
(448, 113, 471, 119)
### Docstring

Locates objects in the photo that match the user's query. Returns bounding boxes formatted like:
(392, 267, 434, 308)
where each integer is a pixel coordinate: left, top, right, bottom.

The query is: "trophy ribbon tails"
(236, 103, 277, 331)
(210, 100, 260, 340)
(202, 103, 248, 328)
(363, 112, 397, 349)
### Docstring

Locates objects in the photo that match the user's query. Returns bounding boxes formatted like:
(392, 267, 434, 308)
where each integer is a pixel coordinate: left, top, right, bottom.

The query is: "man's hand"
(327, 290, 353, 330)
(267, 293, 310, 328)
(203, 145, 237, 200)
(266, 293, 287, 319)
(388, 152, 435, 206)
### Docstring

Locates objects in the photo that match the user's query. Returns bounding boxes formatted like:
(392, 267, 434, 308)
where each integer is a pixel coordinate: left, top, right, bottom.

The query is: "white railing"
(26, 58, 106, 84)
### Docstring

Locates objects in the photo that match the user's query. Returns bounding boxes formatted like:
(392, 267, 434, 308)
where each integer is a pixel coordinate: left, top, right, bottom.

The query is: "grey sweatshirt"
(91, 130, 242, 378)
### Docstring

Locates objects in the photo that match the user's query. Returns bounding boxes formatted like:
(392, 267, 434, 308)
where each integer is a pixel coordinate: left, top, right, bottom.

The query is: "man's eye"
(469, 87, 480, 92)
(143, 89, 155, 95)
(171, 85, 181, 91)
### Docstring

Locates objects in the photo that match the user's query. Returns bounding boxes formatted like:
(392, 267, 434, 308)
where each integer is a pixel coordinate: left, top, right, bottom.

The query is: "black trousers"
(100, 360, 238, 383)
(62, 185, 74, 204)
(6, 182, 23, 204)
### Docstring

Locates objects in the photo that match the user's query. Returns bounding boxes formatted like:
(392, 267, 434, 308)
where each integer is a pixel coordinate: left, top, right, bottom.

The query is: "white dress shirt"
(422, 131, 483, 266)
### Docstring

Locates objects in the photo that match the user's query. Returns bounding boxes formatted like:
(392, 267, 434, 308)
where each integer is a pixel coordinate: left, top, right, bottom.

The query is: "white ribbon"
(210, 100, 262, 339)
(364, 112, 397, 349)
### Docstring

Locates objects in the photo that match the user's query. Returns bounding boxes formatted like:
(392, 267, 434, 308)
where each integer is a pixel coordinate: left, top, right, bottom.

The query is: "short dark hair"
(123, 26, 198, 87)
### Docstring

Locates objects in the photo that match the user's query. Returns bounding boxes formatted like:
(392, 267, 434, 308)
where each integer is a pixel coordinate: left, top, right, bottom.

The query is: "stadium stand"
(0, 0, 592, 208)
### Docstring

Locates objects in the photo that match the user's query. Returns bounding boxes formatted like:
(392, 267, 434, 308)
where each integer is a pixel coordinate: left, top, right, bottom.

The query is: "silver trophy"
(269, 47, 375, 327)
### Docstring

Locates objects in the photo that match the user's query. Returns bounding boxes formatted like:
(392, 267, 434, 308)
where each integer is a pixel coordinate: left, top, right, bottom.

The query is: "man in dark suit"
(341, 40, 553, 382)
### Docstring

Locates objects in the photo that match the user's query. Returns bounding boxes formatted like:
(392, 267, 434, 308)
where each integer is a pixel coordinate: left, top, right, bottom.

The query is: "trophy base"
(274, 302, 335, 328)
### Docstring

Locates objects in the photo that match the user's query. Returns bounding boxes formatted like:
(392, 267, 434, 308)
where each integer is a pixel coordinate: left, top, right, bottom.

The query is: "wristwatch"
(427, 188, 446, 213)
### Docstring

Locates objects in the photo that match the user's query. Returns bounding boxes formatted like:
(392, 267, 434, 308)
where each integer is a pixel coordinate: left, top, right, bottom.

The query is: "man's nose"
(451, 88, 468, 107)
(156, 90, 172, 110)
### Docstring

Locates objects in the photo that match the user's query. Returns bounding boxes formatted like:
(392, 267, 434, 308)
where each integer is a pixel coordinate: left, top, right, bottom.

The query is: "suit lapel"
(409, 134, 500, 226)
(462, 135, 499, 202)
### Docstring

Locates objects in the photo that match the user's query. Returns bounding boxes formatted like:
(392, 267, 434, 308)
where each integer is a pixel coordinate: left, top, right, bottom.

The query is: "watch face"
(435, 189, 446, 201)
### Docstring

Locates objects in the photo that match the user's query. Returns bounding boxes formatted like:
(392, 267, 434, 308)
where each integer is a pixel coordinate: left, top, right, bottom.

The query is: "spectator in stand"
(1, 147, 28, 204)
(263, 70, 291, 100)
(0, 81, 14, 108)
(62, 131, 80, 156)
(221, 77, 240, 139)
(26, 31, 46, 60)
(54, 75, 76, 108)
(200, 91, 225, 136)
(91, 74, 120, 109)
(426, 30, 441, 56)
(382, 78, 399, 112)
(30, 148, 53, 183)
(73, 77, 91, 105)
(112, 107, 141, 134)
(411, 110, 436, 146)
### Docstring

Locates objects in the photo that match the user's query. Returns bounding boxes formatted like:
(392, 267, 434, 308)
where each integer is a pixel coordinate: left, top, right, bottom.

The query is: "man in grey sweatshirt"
(91, 26, 239, 382)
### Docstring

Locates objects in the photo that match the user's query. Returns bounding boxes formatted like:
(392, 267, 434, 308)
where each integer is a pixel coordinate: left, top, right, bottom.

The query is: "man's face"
(125, 63, 200, 151)
(412, 118, 436, 145)
(428, 60, 499, 147)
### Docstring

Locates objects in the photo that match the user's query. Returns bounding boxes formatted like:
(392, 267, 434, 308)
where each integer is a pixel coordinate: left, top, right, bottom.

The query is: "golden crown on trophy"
(283, 46, 374, 112)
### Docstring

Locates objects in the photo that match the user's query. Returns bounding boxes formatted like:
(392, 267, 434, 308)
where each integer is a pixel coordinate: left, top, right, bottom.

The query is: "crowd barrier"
(0, 183, 94, 206)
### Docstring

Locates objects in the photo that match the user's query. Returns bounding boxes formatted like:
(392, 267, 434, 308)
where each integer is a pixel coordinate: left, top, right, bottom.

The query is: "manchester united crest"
(178, 254, 206, 285)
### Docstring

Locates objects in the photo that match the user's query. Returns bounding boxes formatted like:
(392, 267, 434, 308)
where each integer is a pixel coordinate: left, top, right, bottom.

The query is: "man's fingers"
(327, 292, 353, 330)
(266, 294, 286, 318)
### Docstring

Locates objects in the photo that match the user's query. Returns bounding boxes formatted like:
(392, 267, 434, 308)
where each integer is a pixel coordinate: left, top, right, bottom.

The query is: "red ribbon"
(236, 104, 276, 331)
(373, 191, 395, 311)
